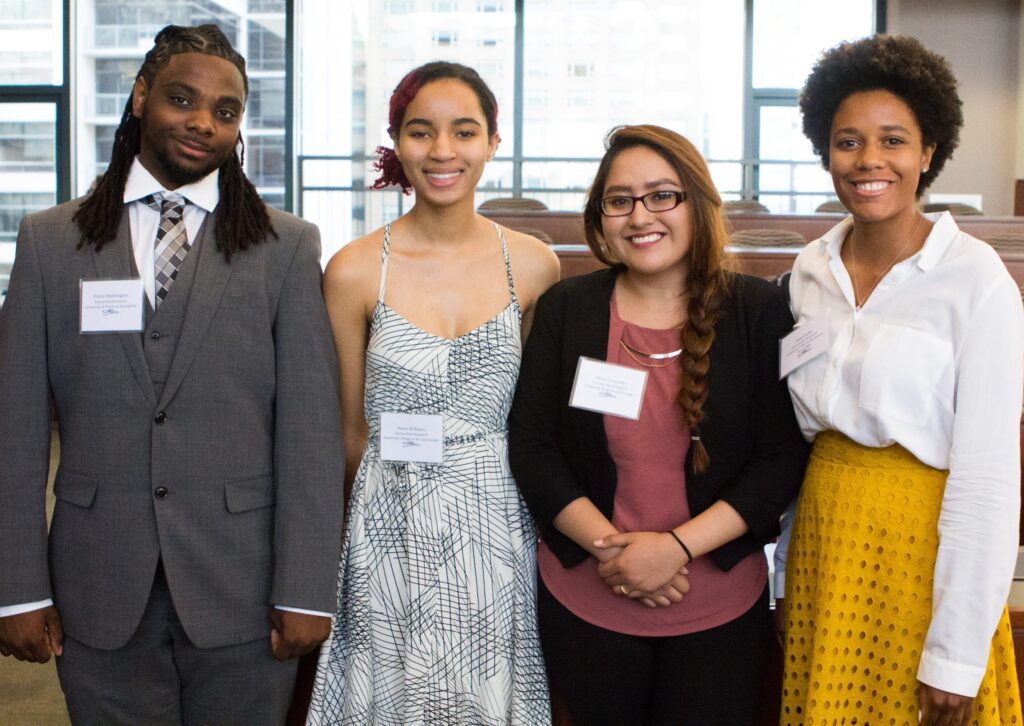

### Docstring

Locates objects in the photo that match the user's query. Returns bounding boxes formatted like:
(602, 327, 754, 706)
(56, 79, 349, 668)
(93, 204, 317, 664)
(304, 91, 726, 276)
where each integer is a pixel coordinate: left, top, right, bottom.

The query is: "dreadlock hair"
(73, 24, 276, 261)
(583, 125, 730, 474)
(373, 61, 499, 194)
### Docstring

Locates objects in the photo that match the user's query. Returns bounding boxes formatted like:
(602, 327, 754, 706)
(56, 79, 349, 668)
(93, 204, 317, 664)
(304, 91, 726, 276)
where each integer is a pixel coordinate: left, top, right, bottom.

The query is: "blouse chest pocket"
(858, 323, 954, 427)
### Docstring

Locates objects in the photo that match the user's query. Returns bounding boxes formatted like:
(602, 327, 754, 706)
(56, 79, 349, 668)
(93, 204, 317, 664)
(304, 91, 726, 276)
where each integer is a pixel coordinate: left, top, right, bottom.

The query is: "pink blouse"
(537, 292, 767, 636)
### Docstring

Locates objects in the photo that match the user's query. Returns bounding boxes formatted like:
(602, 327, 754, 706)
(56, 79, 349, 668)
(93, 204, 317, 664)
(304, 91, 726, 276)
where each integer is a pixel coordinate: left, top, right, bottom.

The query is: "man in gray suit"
(0, 25, 345, 724)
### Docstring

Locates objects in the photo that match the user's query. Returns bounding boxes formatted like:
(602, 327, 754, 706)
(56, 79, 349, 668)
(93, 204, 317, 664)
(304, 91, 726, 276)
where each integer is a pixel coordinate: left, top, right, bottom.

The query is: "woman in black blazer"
(508, 125, 809, 726)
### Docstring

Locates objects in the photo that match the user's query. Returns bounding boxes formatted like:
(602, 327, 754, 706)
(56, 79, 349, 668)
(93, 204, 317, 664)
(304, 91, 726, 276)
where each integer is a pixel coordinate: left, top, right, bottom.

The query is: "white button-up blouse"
(776, 211, 1024, 696)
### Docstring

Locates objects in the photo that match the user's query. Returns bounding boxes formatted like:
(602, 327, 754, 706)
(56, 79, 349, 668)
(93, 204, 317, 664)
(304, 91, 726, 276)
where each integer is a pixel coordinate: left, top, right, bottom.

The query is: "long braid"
(583, 124, 731, 473)
(73, 24, 275, 260)
(678, 268, 727, 473)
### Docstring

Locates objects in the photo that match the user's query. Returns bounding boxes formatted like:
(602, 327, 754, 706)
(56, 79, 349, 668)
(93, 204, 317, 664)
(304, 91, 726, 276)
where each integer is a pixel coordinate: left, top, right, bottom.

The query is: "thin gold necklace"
(847, 214, 925, 310)
(619, 339, 682, 369)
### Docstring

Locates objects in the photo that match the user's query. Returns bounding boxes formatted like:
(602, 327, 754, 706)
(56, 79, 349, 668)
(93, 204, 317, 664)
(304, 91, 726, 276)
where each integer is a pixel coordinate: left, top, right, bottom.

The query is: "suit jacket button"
(154, 411, 167, 424)
(150, 331, 161, 340)
(154, 487, 168, 499)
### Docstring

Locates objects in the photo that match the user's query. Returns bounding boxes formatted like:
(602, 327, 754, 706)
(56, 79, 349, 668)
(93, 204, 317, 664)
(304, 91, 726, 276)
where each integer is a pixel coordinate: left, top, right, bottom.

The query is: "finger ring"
(619, 585, 628, 595)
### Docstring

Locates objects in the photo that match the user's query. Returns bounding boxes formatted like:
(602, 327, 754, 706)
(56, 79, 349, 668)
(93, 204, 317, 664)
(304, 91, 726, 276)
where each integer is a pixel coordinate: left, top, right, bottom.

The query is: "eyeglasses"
(600, 190, 688, 217)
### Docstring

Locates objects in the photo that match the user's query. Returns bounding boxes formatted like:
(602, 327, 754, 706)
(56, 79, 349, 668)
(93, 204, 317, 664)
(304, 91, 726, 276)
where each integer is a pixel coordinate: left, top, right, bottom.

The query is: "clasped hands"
(593, 531, 690, 609)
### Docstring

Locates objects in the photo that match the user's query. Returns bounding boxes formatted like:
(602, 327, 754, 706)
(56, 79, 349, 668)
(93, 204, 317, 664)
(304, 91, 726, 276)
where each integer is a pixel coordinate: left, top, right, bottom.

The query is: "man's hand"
(918, 682, 973, 726)
(0, 606, 64, 663)
(269, 610, 331, 662)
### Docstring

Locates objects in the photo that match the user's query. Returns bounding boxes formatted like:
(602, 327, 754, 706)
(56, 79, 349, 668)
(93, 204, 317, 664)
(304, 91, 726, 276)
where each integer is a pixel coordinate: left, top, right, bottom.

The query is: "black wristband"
(667, 530, 694, 563)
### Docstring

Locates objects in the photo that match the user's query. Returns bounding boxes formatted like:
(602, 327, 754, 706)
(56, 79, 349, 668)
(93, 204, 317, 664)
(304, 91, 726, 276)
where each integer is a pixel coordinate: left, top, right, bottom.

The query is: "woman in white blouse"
(775, 35, 1024, 726)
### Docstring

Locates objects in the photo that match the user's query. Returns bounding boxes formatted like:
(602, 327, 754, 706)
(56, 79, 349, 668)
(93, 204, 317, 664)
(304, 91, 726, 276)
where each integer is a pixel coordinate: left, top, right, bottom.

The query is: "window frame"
(0, 0, 71, 204)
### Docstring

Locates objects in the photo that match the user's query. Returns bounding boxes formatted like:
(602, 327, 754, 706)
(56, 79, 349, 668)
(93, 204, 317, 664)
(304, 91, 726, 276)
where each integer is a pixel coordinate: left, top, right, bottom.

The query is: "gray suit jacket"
(0, 199, 345, 650)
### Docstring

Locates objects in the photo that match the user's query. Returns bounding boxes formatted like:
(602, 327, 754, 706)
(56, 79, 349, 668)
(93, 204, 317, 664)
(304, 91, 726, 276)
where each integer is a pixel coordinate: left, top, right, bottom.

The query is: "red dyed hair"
(373, 61, 499, 194)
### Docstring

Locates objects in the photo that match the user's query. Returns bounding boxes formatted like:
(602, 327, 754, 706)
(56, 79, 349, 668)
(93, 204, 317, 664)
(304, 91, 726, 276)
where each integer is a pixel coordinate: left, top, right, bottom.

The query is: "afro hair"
(799, 34, 963, 195)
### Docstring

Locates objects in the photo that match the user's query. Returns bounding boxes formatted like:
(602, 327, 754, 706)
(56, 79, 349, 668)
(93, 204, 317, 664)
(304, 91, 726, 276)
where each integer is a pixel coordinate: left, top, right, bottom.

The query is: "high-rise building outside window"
(75, 0, 286, 206)
(0, 0, 62, 302)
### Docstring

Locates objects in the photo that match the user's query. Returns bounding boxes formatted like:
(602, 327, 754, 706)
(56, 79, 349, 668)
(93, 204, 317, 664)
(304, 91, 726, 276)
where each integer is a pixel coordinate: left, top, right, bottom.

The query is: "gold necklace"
(619, 339, 683, 369)
(847, 214, 926, 310)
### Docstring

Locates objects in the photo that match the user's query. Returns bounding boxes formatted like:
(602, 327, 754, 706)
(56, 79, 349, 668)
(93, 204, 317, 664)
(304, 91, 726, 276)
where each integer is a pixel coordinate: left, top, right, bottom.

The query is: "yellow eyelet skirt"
(781, 431, 1021, 725)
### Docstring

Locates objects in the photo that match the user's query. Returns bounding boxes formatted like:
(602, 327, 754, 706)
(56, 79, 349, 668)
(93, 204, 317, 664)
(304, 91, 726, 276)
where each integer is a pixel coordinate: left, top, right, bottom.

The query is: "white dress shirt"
(775, 212, 1024, 696)
(0, 158, 327, 620)
(123, 158, 219, 308)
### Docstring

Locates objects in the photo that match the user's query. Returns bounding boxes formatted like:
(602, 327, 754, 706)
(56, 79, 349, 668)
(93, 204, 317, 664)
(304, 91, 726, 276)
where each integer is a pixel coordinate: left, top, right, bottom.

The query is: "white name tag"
(80, 279, 145, 334)
(568, 357, 648, 420)
(779, 310, 829, 379)
(380, 413, 445, 464)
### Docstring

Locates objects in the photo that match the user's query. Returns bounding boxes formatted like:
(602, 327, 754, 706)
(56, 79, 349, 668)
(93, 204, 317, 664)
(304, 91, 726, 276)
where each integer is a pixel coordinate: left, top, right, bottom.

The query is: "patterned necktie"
(143, 193, 191, 307)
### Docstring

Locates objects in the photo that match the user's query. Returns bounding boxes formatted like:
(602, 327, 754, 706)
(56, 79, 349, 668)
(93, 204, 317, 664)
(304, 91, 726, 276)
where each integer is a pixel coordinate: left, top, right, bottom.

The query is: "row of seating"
(478, 196, 985, 216)
(502, 223, 1020, 252)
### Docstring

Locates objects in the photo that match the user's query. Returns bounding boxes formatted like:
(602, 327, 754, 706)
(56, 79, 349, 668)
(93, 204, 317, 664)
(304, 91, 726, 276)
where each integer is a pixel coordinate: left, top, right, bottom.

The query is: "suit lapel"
(157, 211, 234, 409)
(92, 210, 157, 406)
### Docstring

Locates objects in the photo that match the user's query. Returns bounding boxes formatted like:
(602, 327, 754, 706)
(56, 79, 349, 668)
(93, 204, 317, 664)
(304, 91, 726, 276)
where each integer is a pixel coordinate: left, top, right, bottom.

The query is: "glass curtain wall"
(297, 0, 877, 259)
(750, 0, 875, 213)
(521, 0, 744, 213)
(0, 0, 63, 304)
(298, 0, 518, 261)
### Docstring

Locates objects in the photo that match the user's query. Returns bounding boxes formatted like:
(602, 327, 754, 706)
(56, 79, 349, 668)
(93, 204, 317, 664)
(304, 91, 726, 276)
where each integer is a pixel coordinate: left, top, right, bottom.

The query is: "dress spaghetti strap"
(494, 223, 519, 312)
(377, 223, 392, 306)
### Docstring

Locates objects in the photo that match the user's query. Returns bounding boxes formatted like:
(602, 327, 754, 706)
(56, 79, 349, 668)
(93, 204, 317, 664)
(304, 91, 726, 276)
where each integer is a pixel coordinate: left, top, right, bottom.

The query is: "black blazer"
(509, 267, 809, 571)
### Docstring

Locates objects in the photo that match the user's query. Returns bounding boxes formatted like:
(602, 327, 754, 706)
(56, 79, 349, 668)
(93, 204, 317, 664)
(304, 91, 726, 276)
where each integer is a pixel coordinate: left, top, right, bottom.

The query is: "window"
(248, 16, 286, 73)
(248, 77, 286, 129)
(522, 0, 745, 199)
(0, 120, 55, 169)
(90, 0, 240, 50)
(94, 125, 116, 175)
(432, 31, 457, 47)
(0, 104, 56, 294)
(0, 0, 61, 85)
(93, 59, 137, 118)
(247, 134, 286, 189)
(749, 0, 877, 211)
(293, 0, 879, 255)
(298, 0, 516, 257)
(249, 0, 286, 12)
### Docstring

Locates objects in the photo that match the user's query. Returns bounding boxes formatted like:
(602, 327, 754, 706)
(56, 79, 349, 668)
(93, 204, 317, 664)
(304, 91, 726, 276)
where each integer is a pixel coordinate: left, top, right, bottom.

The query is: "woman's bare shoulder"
(501, 226, 561, 297)
(323, 227, 387, 302)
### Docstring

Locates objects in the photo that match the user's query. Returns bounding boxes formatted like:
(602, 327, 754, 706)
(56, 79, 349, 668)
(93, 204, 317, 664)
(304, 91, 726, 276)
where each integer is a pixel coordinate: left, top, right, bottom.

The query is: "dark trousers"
(55, 563, 298, 726)
(538, 577, 770, 726)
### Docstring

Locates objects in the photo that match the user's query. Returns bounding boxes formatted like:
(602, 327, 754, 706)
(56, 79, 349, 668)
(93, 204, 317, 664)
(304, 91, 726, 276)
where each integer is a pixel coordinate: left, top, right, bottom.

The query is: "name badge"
(80, 279, 144, 334)
(568, 357, 648, 420)
(380, 413, 444, 464)
(779, 310, 829, 379)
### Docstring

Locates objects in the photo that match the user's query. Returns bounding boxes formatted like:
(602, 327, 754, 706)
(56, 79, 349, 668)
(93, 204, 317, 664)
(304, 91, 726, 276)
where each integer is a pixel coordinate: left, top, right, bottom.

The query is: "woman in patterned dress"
(306, 61, 559, 726)
(508, 124, 809, 725)
(775, 35, 1023, 725)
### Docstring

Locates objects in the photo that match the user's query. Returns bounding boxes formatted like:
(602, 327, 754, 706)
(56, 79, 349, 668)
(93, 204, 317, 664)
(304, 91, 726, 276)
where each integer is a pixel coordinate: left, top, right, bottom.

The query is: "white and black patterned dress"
(307, 223, 551, 726)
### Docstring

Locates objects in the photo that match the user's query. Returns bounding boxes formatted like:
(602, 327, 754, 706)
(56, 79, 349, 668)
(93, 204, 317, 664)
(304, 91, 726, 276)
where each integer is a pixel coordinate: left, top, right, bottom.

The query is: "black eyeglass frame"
(600, 190, 689, 217)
